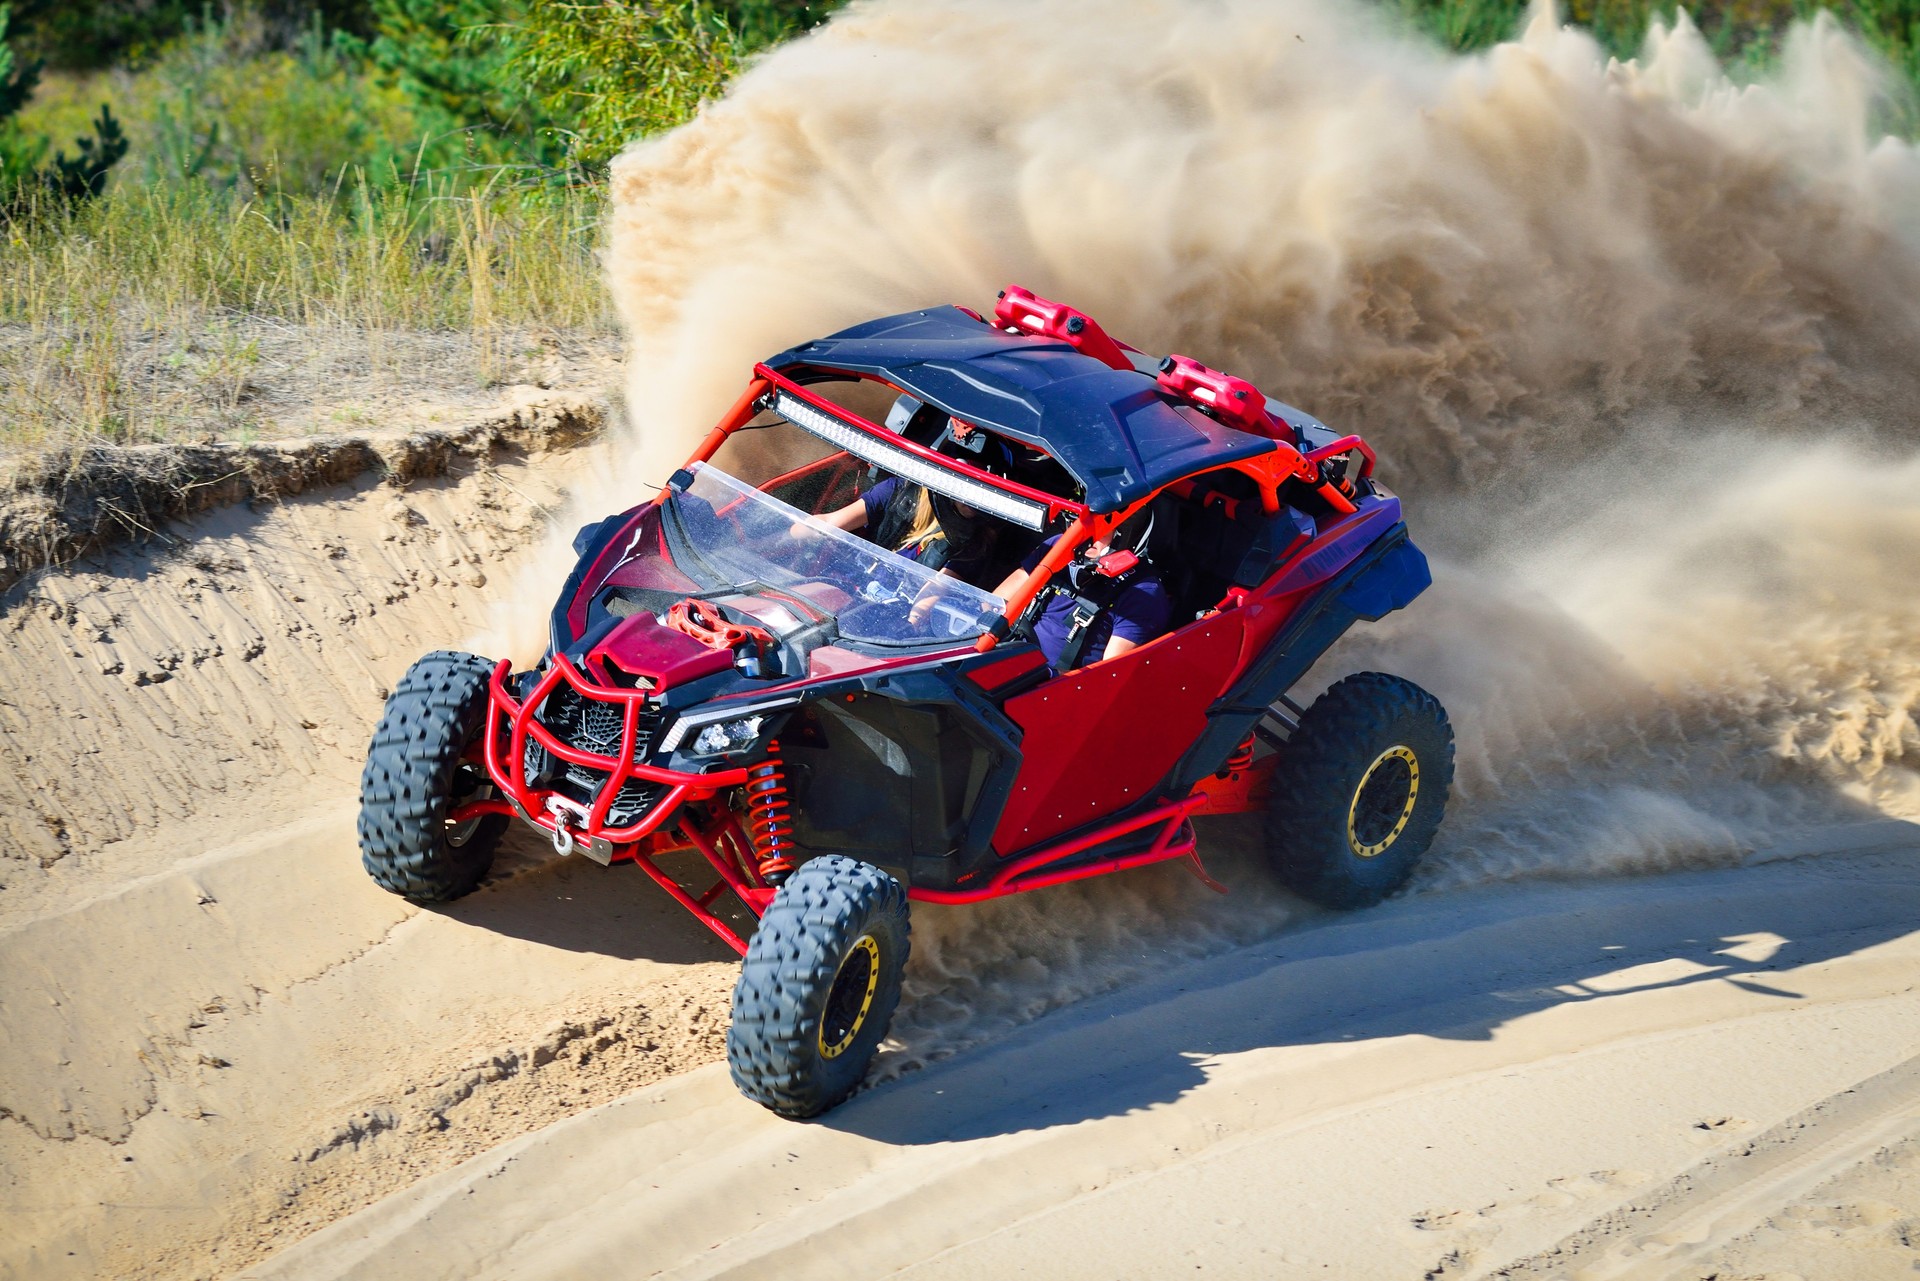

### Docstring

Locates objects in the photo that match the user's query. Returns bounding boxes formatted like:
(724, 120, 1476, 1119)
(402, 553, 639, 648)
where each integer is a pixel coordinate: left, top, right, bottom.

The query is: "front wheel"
(358, 650, 508, 902)
(727, 856, 911, 1118)
(1266, 672, 1454, 909)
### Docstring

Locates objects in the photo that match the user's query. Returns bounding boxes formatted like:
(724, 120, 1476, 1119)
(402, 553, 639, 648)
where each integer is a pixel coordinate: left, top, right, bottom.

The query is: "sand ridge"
(0, 429, 757, 1281)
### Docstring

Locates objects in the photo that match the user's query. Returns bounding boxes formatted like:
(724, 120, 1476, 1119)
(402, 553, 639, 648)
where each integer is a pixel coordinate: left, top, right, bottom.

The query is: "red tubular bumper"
(468, 656, 750, 851)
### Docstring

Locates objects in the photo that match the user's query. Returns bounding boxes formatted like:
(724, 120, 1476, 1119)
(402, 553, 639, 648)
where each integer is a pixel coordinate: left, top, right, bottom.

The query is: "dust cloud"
(585, 0, 1920, 1062)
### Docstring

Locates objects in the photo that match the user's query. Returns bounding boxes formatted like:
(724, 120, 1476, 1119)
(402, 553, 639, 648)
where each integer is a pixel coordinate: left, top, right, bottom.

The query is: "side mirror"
(1094, 549, 1139, 578)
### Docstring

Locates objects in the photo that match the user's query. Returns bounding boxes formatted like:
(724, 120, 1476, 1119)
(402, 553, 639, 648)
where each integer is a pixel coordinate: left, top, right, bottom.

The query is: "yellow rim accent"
(1347, 745, 1420, 858)
(818, 934, 882, 1060)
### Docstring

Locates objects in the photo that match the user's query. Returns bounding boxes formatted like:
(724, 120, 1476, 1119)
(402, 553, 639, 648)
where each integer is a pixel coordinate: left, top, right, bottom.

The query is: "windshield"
(659, 463, 1006, 647)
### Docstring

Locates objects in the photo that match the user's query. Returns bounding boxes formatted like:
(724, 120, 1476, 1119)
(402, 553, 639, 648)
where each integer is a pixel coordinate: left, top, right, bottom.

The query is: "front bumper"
(479, 656, 750, 861)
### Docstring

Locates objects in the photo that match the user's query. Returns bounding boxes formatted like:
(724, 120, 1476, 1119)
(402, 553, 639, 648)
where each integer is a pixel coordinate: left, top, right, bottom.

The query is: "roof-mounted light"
(771, 391, 1050, 531)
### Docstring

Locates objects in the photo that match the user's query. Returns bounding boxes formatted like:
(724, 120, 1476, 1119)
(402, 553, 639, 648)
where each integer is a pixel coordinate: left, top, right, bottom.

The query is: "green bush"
(4, 0, 377, 70)
(1402, 0, 1920, 75)
(130, 12, 438, 194)
(352, 0, 564, 171)
(357, 0, 838, 176)
(503, 0, 745, 171)
(1, 3, 127, 209)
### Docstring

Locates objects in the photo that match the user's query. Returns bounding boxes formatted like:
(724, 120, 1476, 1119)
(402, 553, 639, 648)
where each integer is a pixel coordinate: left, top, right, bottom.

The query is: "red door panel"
(993, 611, 1246, 852)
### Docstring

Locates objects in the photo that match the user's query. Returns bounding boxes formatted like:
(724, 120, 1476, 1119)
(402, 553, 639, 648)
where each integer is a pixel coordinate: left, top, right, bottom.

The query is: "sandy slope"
(3, 428, 1918, 1281)
(249, 834, 1920, 1281)
(0, 439, 741, 1281)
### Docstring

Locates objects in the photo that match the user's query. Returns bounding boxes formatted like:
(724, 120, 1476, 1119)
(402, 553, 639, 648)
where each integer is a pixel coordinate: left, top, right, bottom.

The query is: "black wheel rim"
(818, 935, 881, 1060)
(1347, 746, 1419, 858)
(446, 763, 492, 848)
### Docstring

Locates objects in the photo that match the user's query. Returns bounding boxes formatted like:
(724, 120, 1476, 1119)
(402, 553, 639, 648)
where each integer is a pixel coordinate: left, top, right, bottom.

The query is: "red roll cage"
(449, 303, 1380, 957)
(680, 363, 1372, 655)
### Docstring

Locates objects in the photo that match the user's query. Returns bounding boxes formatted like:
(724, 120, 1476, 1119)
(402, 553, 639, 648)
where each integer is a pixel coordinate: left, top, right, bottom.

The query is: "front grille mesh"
(529, 683, 665, 827)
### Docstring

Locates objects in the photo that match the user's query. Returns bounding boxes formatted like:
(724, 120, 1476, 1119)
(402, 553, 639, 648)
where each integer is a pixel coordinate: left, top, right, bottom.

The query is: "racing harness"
(1026, 547, 1148, 673)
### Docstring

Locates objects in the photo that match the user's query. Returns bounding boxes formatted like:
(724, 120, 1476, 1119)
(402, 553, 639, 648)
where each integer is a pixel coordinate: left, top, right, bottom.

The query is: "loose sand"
(250, 835, 1920, 1281)
(1, 429, 1915, 1279)
(0, 428, 737, 1281)
(10, 4, 1920, 1275)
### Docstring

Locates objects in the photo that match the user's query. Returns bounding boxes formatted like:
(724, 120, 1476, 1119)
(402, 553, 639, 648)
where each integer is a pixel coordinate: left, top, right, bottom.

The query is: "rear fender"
(1164, 524, 1429, 795)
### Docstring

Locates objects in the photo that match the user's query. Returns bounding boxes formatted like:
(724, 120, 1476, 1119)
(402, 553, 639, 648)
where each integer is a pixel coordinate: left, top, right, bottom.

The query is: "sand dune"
(0, 439, 738, 1281)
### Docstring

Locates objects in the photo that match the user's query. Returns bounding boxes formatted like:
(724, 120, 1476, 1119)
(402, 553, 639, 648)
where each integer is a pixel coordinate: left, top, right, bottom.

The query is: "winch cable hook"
(544, 796, 584, 857)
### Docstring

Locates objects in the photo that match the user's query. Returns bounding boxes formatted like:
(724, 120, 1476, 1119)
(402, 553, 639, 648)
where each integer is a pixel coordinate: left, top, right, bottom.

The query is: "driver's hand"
(908, 593, 937, 627)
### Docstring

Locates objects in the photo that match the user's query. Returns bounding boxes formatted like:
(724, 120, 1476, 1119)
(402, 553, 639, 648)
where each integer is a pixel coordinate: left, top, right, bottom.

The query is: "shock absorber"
(745, 740, 797, 886)
(1218, 734, 1256, 779)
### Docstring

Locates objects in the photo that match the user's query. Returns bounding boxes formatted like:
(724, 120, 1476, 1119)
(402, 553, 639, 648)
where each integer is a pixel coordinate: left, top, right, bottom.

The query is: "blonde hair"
(898, 487, 943, 552)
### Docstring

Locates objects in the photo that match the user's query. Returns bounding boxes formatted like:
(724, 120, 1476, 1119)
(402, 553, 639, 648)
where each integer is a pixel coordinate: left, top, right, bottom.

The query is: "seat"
(1157, 476, 1310, 618)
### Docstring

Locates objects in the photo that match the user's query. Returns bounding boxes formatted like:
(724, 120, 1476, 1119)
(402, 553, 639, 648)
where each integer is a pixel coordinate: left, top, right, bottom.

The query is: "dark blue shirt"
(861, 477, 995, 580)
(1020, 537, 1173, 671)
(861, 476, 904, 536)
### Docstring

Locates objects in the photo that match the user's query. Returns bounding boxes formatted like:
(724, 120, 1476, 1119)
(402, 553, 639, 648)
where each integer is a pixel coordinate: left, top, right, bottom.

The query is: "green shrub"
(133, 12, 437, 194)
(4, 0, 378, 70)
(1, 3, 127, 209)
(352, 0, 564, 171)
(504, 0, 746, 171)
(357, 0, 839, 177)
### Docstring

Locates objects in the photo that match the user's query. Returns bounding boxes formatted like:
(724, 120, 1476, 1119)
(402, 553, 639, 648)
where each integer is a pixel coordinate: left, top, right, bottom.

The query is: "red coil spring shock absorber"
(745, 740, 797, 886)
(1219, 735, 1255, 779)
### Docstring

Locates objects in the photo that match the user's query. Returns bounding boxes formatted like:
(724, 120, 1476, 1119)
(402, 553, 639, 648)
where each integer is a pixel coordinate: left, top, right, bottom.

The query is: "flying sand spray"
(484, 0, 1920, 1067)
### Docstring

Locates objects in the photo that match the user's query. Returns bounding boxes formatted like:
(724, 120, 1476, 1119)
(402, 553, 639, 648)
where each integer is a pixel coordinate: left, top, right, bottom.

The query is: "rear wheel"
(727, 856, 910, 1118)
(1266, 672, 1453, 909)
(358, 650, 508, 902)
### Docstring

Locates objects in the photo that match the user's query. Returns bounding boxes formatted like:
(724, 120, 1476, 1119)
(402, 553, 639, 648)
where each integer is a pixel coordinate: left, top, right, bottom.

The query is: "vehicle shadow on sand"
(823, 834, 1920, 1147)
(426, 825, 744, 965)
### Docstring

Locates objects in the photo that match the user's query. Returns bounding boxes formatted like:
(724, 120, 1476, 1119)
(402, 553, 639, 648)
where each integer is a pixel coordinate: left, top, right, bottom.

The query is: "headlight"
(657, 699, 798, 756)
(691, 715, 764, 756)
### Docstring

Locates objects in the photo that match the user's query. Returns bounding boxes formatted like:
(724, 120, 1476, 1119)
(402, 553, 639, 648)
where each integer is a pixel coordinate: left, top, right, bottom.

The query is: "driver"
(808, 476, 997, 580)
(808, 416, 1001, 587)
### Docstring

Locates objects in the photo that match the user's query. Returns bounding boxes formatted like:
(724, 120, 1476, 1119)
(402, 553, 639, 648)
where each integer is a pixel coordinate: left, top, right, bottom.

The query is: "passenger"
(991, 514, 1173, 672)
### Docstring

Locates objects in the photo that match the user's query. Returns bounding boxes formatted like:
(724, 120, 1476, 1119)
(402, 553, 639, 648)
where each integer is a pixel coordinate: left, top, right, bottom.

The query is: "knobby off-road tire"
(358, 650, 508, 902)
(728, 855, 911, 1118)
(1266, 671, 1454, 910)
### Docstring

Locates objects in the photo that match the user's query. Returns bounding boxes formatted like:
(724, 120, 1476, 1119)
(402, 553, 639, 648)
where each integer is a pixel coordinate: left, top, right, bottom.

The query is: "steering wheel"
(786, 518, 847, 578)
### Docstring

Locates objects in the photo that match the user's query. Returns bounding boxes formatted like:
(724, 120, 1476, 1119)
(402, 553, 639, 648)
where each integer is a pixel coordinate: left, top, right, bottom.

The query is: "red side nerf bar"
(908, 794, 1219, 904)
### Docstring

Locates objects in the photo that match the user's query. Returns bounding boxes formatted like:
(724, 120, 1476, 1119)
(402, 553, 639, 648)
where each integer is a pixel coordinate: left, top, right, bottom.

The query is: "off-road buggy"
(359, 287, 1452, 1118)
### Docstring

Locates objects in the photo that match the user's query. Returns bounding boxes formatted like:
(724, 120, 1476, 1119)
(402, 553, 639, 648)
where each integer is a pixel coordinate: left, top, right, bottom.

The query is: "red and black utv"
(358, 287, 1452, 1118)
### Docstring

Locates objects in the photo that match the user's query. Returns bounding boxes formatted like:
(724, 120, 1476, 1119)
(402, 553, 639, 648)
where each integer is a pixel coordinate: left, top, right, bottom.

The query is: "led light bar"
(772, 391, 1050, 531)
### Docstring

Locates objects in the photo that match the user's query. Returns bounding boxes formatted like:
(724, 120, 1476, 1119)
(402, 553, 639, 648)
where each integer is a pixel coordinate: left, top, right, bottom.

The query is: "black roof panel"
(764, 306, 1278, 512)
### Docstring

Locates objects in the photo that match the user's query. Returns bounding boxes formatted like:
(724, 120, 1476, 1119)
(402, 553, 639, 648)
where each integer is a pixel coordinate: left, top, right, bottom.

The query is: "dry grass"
(0, 177, 614, 450)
